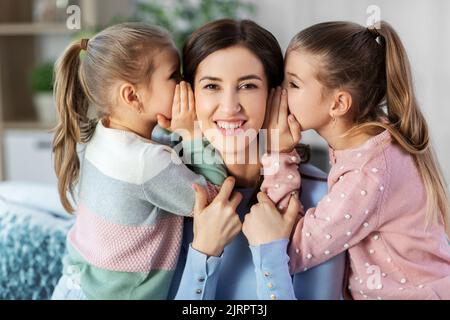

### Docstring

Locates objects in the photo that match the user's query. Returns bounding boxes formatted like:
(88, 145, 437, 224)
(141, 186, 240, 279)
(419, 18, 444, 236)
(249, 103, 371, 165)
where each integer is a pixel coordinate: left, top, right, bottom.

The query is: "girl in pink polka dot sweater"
(259, 21, 450, 300)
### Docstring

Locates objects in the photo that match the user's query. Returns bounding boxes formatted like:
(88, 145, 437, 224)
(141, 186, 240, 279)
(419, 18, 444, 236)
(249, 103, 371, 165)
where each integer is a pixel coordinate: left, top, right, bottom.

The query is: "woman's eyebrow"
(198, 74, 263, 82)
(199, 76, 222, 82)
(238, 74, 263, 82)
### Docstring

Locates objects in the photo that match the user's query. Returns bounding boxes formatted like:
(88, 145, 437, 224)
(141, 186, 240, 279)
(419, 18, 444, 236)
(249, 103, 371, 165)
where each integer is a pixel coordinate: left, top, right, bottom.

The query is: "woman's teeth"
(216, 121, 244, 129)
(215, 121, 245, 136)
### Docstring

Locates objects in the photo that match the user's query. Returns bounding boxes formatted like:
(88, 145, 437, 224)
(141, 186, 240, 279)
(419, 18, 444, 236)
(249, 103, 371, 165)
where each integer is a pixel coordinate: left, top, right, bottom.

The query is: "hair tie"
(367, 26, 380, 39)
(80, 38, 89, 51)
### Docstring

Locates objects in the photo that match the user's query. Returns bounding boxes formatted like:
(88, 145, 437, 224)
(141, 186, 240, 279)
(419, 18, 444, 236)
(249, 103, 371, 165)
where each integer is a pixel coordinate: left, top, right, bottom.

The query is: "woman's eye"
(289, 81, 299, 89)
(169, 72, 180, 81)
(204, 84, 219, 90)
(239, 83, 258, 90)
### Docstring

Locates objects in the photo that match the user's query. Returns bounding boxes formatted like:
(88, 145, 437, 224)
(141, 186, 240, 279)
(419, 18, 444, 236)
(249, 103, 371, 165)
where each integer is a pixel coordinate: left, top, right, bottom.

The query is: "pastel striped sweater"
(62, 121, 225, 299)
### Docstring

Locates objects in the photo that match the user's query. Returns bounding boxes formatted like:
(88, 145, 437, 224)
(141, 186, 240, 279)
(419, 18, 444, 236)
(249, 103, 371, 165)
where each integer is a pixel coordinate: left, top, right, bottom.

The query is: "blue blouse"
(168, 164, 346, 300)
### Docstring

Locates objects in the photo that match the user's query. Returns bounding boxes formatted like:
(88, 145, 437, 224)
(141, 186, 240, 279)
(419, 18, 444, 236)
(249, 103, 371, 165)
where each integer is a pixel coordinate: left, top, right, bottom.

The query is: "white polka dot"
(360, 190, 367, 196)
(387, 257, 392, 263)
(340, 193, 346, 198)
(325, 216, 332, 222)
(278, 205, 284, 210)
(354, 277, 359, 281)
(369, 249, 375, 255)
(377, 284, 383, 290)
(418, 284, 424, 289)
(339, 176, 344, 181)
(363, 295, 368, 299)
(400, 278, 407, 284)
(365, 262, 370, 267)
(345, 214, 352, 220)
(372, 168, 378, 173)
(287, 174, 294, 180)
(363, 222, 369, 228)
(324, 250, 330, 255)
(373, 235, 380, 240)
(325, 234, 332, 240)
(364, 209, 370, 215)
(273, 162, 280, 168)
(398, 287, 404, 291)
(379, 186, 384, 191)
(355, 169, 360, 173)
(346, 231, 352, 236)
(295, 248, 300, 254)
(359, 279, 363, 284)
(340, 165, 345, 170)
(326, 197, 331, 202)
(274, 184, 280, 188)
(359, 290, 364, 295)
(305, 232, 311, 237)
(343, 243, 349, 249)
(357, 153, 362, 157)
(290, 156, 297, 162)
(310, 214, 316, 219)
(382, 273, 386, 277)
(303, 267, 308, 272)
(306, 253, 313, 259)
(377, 296, 382, 300)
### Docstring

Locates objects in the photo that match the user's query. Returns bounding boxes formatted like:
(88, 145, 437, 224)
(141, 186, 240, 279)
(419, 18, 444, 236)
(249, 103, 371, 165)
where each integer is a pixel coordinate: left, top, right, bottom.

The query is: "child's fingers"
(272, 87, 282, 125)
(180, 81, 188, 113)
(288, 114, 302, 144)
(187, 83, 195, 112)
(278, 89, 288, 127)
(263, 88, 275, 129)
(172, 84, 180, 116)
(156, 114, 171, 129)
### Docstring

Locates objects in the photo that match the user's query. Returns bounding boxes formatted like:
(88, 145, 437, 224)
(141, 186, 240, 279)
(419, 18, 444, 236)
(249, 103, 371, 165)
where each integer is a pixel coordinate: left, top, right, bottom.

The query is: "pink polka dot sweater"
(262, 130, 450, 300)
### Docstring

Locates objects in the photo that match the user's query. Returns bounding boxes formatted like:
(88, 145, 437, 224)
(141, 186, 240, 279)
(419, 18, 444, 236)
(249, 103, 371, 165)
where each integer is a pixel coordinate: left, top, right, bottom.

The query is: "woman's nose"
(219, 90, 241, 115)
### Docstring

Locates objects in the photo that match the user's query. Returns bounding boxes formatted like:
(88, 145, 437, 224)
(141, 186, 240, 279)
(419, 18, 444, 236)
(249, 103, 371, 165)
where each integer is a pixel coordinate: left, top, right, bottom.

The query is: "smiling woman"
(166, 19, 346, 300)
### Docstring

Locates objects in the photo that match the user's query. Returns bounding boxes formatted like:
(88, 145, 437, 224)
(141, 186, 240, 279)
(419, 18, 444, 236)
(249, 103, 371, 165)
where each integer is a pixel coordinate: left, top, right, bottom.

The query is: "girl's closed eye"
(289, 81, 300, 89)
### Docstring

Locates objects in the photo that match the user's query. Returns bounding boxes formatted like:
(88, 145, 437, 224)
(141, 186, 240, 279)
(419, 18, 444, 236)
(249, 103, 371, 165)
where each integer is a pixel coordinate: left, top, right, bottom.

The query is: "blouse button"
(198, 277, 205, 282)
(267, 282, 273, 289)
(270, 294, 277, 300)
(196, 289, 202, 294)
(264, 271, 270, 277)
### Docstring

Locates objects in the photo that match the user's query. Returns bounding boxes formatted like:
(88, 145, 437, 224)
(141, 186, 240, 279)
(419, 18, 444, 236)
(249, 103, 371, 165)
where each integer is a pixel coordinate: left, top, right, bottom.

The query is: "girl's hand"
(242, 191, 300, 246)
(264, 87, 302, 153)
(157, 81, 198, 141)
(191, 177, 243, 257)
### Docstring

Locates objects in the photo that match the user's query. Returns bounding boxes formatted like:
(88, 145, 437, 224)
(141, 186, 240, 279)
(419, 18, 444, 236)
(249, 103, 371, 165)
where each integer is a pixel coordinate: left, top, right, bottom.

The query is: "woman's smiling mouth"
(214, 120, 247, 136)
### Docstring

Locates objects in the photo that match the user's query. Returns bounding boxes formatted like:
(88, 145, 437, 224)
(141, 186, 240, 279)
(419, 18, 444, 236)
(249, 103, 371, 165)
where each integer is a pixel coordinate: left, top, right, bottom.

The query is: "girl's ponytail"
(52, 40, 94, 213)
(377, 21, 450, 234)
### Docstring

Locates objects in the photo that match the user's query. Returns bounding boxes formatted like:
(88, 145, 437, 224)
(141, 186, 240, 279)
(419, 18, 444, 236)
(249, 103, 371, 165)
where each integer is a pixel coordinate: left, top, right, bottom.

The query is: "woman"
(162, 19, 347, 300)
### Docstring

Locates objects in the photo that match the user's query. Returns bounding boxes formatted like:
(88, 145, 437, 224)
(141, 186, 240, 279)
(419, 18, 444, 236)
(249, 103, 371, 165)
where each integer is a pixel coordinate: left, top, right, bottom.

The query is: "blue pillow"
(0, 197, 73, 300)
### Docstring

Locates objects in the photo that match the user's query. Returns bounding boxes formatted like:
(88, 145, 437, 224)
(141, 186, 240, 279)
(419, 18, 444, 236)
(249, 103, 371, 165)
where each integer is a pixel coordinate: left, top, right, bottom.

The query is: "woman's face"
(193, 45, 269, 157)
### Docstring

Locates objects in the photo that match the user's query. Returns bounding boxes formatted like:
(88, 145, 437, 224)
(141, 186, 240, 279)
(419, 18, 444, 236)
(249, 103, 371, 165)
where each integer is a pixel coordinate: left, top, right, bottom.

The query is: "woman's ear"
(329, 90, 352, 119)
(118, 82, 142, 113)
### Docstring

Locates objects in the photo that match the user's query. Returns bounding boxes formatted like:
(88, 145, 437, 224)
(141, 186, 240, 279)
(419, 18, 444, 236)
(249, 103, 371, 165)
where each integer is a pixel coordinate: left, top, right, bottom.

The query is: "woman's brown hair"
(53, 22, 175, 213)
(288, 21, 450, 235)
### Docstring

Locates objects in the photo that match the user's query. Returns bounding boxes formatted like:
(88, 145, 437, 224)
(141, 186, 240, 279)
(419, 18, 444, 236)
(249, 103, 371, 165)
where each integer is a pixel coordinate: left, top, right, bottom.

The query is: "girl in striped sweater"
(50, 22, 230, 300)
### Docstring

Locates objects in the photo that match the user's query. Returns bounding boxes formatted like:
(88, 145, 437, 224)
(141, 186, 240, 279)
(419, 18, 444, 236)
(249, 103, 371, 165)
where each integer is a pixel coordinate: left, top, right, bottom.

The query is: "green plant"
(30, 62, 54, 93)
(132, 0, 256, 49)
